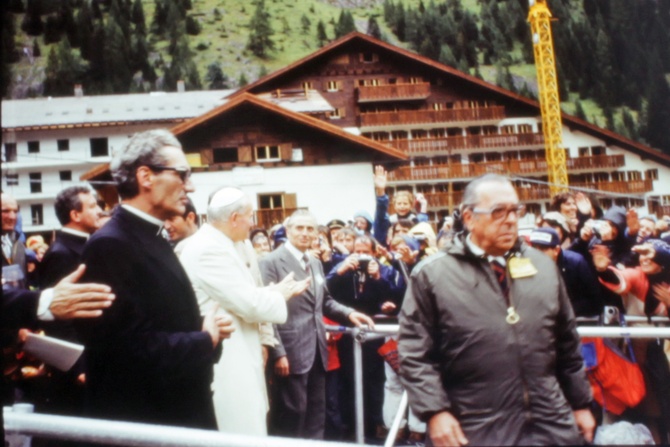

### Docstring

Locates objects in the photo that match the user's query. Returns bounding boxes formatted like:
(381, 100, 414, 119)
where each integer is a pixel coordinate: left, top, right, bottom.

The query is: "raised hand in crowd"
(575, 192, 592, 217)
(373, 165, 387, 196)
(652, 282, 670, 307)
(626, 208, 640, 237)
(415, 192, 428, 214)
(591, 244, 612, 272)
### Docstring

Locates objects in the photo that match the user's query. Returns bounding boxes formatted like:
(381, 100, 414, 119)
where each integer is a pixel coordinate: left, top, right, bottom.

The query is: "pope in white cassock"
(179, 187, 309, 436)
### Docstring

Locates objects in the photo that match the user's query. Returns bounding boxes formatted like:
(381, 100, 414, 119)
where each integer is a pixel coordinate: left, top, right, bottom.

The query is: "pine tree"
(205, 62, 230, 89)
(367, 16, 381, 40)
(300, 14, 311, 34)
(334, 10, 355, 39)
(132, 0, 147, 34)
(247, 0, 274, 58)
(22, 0, 44, 36)
(574, 100, 587, 121)
(438, 44, 457, 67)
(32, 39, 41, 57)
(105, 19, 132, 92)
(316, 20, 328, 46)
(76, 1, 94, 61)
(643, 74, 670, 154)
(43, 13, 63, 44)
(238, 72, 248, 87)
(185, 16, 201, 35)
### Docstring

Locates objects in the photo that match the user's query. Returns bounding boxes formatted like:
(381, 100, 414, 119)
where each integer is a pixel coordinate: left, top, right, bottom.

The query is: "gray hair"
(285, 209, 316, 228)
(55, 185, 95, 225)
(111, 129, 182, 199)
(207, 186, 250, 223)
(461, 174, 512, 209)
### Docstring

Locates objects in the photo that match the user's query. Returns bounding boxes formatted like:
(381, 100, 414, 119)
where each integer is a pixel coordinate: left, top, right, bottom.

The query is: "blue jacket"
(557, 249, 603, 317)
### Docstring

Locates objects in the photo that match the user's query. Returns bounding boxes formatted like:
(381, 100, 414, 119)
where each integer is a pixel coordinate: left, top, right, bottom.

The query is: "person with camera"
(327, 234, 406, 441)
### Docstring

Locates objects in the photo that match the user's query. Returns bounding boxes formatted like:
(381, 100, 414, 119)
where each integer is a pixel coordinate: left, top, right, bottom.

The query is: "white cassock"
(179, 223, 286, 436)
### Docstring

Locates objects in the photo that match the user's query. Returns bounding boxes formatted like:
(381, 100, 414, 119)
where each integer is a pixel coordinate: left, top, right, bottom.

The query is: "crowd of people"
(2, 128, 670, 446)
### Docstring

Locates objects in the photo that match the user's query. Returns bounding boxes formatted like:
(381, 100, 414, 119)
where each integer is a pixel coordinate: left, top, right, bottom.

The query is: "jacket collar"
(447, 231, 525, 262)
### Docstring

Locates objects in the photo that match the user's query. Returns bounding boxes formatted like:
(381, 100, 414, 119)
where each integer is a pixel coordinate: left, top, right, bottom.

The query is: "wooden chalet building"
(84, 93, 407, 228)
(232, 32, 670, 221)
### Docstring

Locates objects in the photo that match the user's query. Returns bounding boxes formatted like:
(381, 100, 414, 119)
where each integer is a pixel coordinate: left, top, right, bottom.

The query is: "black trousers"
(269, 350, 327, 439)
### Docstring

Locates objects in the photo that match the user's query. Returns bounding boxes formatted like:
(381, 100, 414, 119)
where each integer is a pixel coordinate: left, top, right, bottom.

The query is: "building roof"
(171, 93, 407, 161)
(233, 32, 670, 168)
(1, 89, 234, 131)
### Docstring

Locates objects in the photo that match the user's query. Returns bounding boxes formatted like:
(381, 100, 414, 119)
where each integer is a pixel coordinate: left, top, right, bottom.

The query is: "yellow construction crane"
(527, 0, 569, 195)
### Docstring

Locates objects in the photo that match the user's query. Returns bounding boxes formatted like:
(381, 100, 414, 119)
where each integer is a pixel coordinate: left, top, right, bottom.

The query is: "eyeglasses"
(472, 204, 525, 221)
(146, 165, 191, 183)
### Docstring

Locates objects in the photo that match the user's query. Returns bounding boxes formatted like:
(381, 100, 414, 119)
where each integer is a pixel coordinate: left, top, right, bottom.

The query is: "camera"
(357, 254, 374, 272)
(602, 306, 621, 326)
(591, 220, 607, 239)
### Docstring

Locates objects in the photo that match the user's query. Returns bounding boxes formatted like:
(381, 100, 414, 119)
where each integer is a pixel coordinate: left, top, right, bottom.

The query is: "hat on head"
(326, 219, 346, 230)
(542, 211, 570, 235)
(209, 187, 245, 208)
(529, 227, 561, 248)
(273, 226, 287, 246)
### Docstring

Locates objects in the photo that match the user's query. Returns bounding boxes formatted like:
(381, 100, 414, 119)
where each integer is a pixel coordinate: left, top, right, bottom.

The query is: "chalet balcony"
(255, 207, 306, 230)
(387, 133, 545, 155)
(359, 106, 506, 130)
(357, 83, 431, 103)
(423, 191, 464, 209)
(650, 204, 670, 216)
(387, 155, 626, 182)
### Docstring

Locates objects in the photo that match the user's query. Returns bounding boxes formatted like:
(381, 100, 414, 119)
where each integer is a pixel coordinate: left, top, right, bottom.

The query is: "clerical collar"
(61, 227, 90, 240)
(121, 204, 164, 234)
(284, 241, 307, 267)
(466, 233, 506, 266)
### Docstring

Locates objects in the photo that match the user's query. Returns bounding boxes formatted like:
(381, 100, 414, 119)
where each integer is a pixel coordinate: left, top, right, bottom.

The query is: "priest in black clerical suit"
(74, 130, 230, 429)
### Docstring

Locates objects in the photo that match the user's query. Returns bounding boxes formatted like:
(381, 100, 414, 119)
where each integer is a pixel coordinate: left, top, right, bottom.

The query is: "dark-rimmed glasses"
(146, 165, 191, 183)
(472, 204, 525, 221)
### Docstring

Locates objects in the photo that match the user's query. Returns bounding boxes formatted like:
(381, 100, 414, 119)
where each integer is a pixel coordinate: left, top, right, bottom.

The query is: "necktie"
(490, 259, 520, 324)
(303, 253, 314, 292)
(490, 259, 509, 298)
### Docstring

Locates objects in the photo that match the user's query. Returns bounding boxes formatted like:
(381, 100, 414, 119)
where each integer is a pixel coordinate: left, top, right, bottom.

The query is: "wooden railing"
(387, 155, 626, 182)
(422, 191, 464, 209)
(360, 106, 506, 127)
(650, 204, 670, 217)
(357, 83, 431, 102)
(254, 207, 306, 230)
(387, 133, 544, 154)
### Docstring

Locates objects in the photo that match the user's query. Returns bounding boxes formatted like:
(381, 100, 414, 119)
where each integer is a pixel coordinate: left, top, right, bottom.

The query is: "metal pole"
(357, 324, 670, 338)
(383, 391, 408, 447)
(3, 408, 367, 447)
(5, 404, 34, 447)
(353, 328, 365, 445)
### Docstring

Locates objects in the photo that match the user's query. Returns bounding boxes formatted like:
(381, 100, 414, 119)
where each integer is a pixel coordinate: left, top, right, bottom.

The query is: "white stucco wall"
(189, 162, 377, 226)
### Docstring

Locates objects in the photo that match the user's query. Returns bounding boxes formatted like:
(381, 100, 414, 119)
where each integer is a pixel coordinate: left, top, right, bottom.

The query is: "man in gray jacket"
(398, 174, 595, 446)
(260, 210, 374, 439)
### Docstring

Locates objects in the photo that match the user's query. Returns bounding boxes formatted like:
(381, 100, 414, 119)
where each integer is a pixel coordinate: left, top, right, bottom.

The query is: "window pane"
(29, 172, 42, 193)
(90, 138, 109, 157)
(213, 148, 238, 164)
(31, 204, 43, 225)
(28, 141, 40, 153)
(57, 139, 70, 151)
(59, 170, 72, 181)
(4, 143, 17, 161)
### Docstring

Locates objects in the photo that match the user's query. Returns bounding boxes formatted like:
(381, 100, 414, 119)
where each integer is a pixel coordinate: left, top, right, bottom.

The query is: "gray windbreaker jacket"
(398, 233, 592, 446)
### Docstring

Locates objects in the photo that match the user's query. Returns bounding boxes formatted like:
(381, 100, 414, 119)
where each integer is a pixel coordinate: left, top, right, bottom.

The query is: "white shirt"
(465, 234, 507, 267)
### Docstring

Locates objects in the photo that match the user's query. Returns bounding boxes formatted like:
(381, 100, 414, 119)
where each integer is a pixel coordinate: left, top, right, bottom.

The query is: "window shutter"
(280, 143, 292, 161)
(238, 145, 253, 162)
(283, 193, 297, 209)
(200, 149, 213, 166)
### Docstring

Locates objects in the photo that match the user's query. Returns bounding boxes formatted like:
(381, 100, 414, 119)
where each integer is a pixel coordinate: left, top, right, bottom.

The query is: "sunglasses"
(472, 204, 525, 221)
(146, 165, 191, 183)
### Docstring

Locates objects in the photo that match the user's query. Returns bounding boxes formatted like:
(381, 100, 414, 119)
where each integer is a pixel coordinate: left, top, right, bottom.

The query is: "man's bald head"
(1, 193, 19, 232)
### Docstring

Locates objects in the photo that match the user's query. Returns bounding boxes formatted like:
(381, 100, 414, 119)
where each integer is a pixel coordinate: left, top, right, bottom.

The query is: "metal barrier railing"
(326, 321, 670, 445)
(5, 320, 668, 447)
(3, 404, 369, 447)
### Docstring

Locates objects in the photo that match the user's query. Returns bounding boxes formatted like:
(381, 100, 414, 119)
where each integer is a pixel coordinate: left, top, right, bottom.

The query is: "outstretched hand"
(50, 264, 115, 319)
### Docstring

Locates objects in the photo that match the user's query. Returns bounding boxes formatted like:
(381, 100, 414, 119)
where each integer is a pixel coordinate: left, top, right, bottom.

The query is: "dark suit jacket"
(2, 286, 40, 330)
(74, 207, 219, 429)
(38, 231, 87, 288)
(259, 245, 352, 375)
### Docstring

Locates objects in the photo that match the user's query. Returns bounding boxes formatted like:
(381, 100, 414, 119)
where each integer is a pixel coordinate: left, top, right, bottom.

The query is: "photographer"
(326, 234, 406, 441)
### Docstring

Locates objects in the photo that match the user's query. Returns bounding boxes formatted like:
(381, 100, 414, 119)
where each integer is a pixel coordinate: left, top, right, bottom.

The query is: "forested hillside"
(1, 0, 669, 154)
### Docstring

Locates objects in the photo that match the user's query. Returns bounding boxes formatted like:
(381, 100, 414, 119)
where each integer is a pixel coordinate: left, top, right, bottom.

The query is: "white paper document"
(23, 333, 84, 372)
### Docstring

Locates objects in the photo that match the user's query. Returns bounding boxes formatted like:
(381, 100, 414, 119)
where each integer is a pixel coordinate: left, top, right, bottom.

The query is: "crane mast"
(528, 0, 569, 195)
